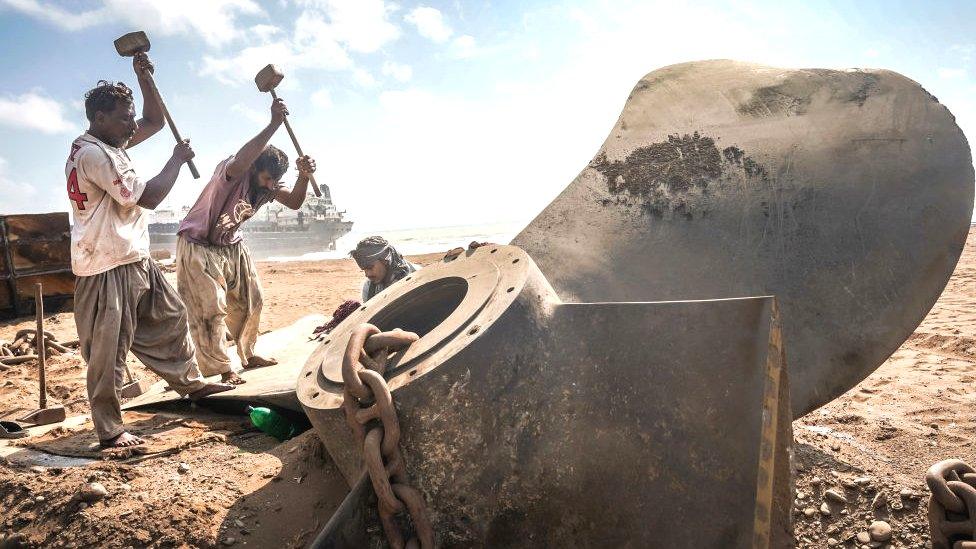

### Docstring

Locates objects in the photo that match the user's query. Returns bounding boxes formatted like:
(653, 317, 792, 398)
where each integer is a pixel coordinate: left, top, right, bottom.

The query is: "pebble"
(810, 476, 822, 485)
(79, 482, 108, 502)
(234, 519, 245, 528)
(222, 538, 236, 546)
(803, 507, 817, 518)
(872, 492, 889, 509)
(830, 441, 841, 451)
(842, 478, 858, 489)
(857, 531, 872, 544)
(34, 495, 45, 503)
(30, 466, 46, 474)
(820, 502, 831, 516)
(78, 502, 89, 510)
(178, 463, 191, 474)
(891, 501, 904, 511)
(797, 491, 807, 500)
(900, 488, 914, 499)
(827, 539, 839, 546)
(869, 520, 892, 542)
(120, 483, 131, 492)
(855, 477, 872, 486)
(825, 489, 848, 504)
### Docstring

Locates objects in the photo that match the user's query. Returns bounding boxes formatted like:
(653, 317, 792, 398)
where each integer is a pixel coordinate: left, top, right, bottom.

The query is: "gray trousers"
(74, 258, 207, 441)
(176, 236, 263, 377)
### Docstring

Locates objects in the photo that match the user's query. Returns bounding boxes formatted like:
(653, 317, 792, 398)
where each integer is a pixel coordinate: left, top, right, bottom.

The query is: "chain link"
(927, 459, 976, 549)
(342, 323, 435, 549)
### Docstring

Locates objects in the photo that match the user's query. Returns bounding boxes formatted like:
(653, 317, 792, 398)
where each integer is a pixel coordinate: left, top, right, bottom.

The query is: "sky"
(0, 0, 974, 232)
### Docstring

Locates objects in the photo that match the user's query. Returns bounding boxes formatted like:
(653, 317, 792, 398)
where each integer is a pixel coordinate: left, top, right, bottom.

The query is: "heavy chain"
(0, 329, 78, 368)
(342, 323, 435, 549)
(927, 459, 976, 549)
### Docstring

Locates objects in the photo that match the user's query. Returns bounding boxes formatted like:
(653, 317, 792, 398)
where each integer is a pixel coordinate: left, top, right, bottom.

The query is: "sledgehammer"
(114, 31, 200, 179)
(254, 64, 322, 197)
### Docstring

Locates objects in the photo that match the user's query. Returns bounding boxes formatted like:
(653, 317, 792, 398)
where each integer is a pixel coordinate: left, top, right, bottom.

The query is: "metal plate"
(514, 60, 974, 417)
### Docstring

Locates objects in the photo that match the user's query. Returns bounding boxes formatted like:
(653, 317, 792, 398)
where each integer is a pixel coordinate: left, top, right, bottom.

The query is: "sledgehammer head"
(255, 64, 284, 92)
(114, 31, 150, 56)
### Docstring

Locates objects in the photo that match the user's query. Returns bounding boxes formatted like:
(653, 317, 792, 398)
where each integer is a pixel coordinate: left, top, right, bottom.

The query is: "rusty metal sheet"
(0, 212, 74, 318)
(513, 60, 974, 418)
(300, 246, 793, 547)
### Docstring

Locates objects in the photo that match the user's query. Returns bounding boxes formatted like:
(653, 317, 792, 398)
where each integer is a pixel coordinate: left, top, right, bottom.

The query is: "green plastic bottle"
(247, 405, 296, 441)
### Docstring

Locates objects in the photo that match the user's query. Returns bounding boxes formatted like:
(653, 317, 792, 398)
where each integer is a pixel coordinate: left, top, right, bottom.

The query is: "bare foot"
(221, 372, 246, 385)
(188, 382, 235, 402)
(100, 431, 144, 448)
(245, 356, 278, 369)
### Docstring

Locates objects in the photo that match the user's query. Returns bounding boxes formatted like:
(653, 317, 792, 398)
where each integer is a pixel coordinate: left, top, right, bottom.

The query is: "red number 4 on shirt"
(66, 168, 88, 210)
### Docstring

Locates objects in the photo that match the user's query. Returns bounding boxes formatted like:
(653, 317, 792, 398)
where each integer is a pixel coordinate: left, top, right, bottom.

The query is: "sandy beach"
(0, 232, 973, 547)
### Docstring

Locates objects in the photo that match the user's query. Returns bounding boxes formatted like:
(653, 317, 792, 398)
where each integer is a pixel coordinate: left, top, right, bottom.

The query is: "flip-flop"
(0, 420, 28, 439)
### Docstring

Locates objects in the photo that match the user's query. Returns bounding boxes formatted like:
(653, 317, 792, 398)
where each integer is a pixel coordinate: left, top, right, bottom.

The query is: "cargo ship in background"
(148, 185, 354, 260)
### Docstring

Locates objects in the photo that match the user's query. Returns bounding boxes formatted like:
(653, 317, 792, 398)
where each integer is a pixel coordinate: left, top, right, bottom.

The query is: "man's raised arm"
(276, 155, 316, 210)
(126, 52, 165, 149)
(138, 140, 194, 209)
(225, 98, 287, 181)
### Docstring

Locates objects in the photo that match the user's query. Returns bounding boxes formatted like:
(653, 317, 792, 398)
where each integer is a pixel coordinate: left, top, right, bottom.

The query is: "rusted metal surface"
(512, 60, 974, 419)
(300, 245, 793, 547)
(0, 212, 74, 318)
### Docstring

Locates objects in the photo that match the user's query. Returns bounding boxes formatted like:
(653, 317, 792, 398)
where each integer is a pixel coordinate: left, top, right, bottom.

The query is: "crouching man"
(351, 236, 419, 302)
(176, 97, 316, 385)
(67, 54, 232, 449)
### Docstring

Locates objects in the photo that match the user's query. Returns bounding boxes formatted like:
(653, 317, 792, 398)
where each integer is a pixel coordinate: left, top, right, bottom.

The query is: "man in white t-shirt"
(66, 52, 232, 449)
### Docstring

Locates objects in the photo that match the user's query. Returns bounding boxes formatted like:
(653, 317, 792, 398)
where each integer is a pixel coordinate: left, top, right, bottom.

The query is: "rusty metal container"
(0, 212, 74, 318)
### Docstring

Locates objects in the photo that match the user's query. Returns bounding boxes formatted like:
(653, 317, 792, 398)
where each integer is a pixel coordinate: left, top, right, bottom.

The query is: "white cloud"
(250, 23, 282, 43)
(0, 157, 38, 214)
(230, 103, 267, 125)
(201, 13, 351, 86)
(311, 89, 333, 110)
(312, 0, 400, 53)
(0, 91, 77, 135)
(451, 35, 476, 58)
(200, 1, 400, 86)
(405, 6, 452, 43)
(938, 68, 967, 79)
(352, 68, 378, 88)
(1, 0, 262, 47)
(382, 61, 413, 82)
(0, 0, 109, 30)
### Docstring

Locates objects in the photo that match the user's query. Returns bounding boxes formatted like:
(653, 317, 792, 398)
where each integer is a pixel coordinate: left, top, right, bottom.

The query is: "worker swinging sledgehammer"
(66, 51, 233, 449)
(175, 97, 317, 385)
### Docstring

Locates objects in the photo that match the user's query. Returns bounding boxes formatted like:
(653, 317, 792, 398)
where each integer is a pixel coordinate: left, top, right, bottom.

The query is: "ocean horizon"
(265, 221, 525, 262)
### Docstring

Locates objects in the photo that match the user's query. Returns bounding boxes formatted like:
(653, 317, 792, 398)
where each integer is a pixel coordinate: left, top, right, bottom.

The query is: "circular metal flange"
(298, 245, 533, 411)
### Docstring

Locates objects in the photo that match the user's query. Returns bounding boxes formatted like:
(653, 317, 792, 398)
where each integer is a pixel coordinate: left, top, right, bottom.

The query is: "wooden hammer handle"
(270, 90, 322, 197)
(143, 72, 201, 179)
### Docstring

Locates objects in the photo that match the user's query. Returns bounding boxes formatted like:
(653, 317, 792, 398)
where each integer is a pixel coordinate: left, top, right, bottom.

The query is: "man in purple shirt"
(176, 98, 316, 384)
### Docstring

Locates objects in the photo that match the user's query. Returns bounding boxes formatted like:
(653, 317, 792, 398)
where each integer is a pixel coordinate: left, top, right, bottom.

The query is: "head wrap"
(351, 236, 413, 299)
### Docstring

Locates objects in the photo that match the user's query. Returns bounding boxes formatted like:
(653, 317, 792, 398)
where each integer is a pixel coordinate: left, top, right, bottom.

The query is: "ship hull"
(149, 221, 354, 260)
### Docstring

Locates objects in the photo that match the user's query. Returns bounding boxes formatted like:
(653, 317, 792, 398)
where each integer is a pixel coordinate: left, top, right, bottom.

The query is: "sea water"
(266, 221, 524, 262)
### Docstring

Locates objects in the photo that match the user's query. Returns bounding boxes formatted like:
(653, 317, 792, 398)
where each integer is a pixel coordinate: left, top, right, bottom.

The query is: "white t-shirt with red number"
(65, 133, 149, 276)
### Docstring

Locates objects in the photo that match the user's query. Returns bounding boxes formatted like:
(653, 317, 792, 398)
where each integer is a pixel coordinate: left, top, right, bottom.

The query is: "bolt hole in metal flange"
(512, 258, 519, 264)
(468, 326, 480, 336)
(507, 287, 515, 293)
(305, 371, 312, 377)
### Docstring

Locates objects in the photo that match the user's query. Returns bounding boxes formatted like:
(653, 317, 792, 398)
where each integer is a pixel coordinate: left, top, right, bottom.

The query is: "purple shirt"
(178, 156, 280, 246)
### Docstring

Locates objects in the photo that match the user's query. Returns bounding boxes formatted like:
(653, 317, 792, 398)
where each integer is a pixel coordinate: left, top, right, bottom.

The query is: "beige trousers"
(74, 259, 207, 441)
(176, 236, 263, 377)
